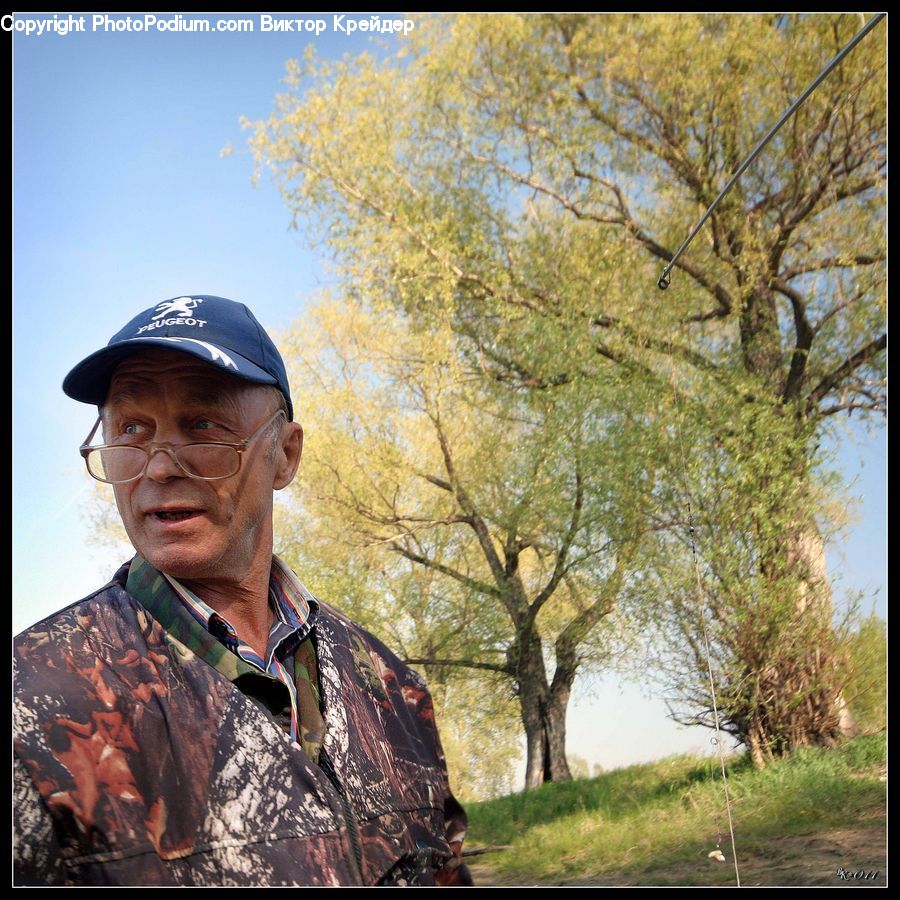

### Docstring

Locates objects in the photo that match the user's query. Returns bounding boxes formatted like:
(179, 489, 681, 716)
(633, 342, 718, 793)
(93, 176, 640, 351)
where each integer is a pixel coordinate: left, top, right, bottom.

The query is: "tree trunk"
(543, 686, 573, 783)
(522, 689, 574, 788)
(515, 633, 574, 788)
(734, 511, 855, 761)
(736, 285, 854, 758)
(740, 285, 785, 395)
(782, 516, 856, 742)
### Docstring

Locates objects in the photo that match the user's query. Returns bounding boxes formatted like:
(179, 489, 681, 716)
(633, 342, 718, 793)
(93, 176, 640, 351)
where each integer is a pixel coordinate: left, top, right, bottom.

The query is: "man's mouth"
(149, 509, 201, 522)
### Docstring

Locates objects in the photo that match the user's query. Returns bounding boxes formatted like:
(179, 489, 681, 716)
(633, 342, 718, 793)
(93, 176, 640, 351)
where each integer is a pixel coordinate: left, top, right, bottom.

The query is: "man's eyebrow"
(104, 384, 145, 409)
(105, 382, 240, 416)
(180, 389, 240, 414)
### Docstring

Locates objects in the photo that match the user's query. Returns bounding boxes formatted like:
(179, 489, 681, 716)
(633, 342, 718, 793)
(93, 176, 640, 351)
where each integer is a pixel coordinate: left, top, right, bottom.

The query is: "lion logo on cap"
(152, 297, 203, 320)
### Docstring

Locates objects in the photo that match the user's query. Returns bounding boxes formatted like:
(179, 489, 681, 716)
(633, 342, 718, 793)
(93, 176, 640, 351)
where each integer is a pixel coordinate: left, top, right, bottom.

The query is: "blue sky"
(12, 13, 885, 773)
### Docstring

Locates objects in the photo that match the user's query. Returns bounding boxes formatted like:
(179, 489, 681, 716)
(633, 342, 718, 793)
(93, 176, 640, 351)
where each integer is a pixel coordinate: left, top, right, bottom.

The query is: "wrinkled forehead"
(105, 348, 255, 412)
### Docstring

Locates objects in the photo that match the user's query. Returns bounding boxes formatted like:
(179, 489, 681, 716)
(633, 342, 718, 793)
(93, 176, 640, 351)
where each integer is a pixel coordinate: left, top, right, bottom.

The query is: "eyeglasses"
(79, 409, 286, 484)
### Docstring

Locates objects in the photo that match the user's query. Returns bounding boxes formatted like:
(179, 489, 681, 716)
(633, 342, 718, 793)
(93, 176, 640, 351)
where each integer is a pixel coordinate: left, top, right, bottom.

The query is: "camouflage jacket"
(14, 560, 471, 886)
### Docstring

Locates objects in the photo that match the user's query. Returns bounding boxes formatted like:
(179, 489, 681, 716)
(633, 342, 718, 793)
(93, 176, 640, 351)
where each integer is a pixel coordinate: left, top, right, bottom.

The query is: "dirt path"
(466, 820, 886, 887)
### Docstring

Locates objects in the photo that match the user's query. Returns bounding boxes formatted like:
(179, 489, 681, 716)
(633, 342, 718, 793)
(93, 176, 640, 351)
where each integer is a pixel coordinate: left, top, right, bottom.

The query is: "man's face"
(102, 348, 301, 583)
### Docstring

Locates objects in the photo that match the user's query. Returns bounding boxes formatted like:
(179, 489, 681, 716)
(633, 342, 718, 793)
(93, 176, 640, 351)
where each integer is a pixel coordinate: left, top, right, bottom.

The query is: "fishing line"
(666, 328, 741, 886)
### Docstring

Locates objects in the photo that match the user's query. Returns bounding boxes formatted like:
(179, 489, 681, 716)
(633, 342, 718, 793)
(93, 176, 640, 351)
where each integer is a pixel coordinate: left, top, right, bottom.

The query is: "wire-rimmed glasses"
(79, 408, 286, 484)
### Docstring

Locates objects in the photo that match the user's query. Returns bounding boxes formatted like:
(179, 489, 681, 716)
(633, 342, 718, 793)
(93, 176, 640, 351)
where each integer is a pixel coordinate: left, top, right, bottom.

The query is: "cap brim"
(62, 336, 279, 407)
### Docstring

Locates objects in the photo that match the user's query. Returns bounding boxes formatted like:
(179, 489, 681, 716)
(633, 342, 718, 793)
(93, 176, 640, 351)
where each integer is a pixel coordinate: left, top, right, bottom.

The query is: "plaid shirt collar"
(124, 554, 318, 684)
(125, 554, 321, 750)
(160, 557, 316, 670)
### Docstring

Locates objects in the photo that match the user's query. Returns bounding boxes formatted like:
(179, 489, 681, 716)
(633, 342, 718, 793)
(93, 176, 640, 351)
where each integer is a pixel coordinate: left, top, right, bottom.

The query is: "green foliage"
(271, 295, 650, 786)
(843, 614, 886, 735)
(246, 14, 884, 412)
(468, 753, 734, 845)
(566, 754, 591, 779)
(80, 480, 133, 556)
(431, 673, 523, 803)
(245, 12, 885, 767)
(465, 736, 885, 882)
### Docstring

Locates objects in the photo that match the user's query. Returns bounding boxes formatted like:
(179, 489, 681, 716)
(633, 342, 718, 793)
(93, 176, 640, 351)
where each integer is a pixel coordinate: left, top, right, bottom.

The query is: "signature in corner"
(836, 867, 879, 881)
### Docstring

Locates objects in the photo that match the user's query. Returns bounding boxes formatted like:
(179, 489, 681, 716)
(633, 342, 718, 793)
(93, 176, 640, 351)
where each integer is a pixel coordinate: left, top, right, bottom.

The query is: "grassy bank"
(464, 734, 886, 885)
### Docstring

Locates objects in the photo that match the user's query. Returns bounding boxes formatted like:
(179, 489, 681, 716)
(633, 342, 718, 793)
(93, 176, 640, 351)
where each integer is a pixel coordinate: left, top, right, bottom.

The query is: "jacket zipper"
(318, 750, 365, 884)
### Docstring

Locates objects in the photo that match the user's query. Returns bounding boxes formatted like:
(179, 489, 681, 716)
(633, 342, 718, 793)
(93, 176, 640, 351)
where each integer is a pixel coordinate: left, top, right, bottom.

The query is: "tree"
(626, 389, 861, 763)
(841, 613, 886, 736)
(277, 297, 654, 787)
(245, 13, 885, 763)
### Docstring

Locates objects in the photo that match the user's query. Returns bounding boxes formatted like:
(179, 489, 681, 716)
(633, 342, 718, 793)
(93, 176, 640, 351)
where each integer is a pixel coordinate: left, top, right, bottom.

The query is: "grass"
(464, 734, 886, 884)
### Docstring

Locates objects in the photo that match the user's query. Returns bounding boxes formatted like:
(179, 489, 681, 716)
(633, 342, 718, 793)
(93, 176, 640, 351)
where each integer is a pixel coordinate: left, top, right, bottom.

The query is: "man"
(14, 295, 472, 886)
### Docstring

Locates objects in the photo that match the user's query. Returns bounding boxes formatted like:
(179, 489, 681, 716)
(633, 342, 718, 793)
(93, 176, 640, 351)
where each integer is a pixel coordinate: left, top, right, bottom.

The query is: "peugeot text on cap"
(62, 295, 293, 420)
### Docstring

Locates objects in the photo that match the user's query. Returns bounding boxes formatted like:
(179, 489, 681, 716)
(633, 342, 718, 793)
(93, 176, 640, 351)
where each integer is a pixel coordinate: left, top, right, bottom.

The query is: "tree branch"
(554, 544, 635, 674)
(782, 253, 885, 281)
(819, 400, 885, 417)
(591, 314, 719, 374)
(529, 465, 584, 621)
(466, 146, 735, 323)
(806, 334, 886, 410)
(420, 473, 453, 492)
(770, 278, 814, 403)
(389, 542, 503, 599)
(404, 656, 512, 675)
(430, 412, 532, 622)
(812, 286, 870, 337)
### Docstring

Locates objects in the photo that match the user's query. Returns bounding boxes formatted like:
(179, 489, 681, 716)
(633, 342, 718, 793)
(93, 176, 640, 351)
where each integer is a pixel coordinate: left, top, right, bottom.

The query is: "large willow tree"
(275, 299, 655, 788)
(246, 13, 885, 765)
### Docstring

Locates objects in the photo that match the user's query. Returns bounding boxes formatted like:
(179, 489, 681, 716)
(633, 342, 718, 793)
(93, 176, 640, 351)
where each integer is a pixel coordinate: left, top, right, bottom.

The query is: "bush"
(844, 614, 886, 735)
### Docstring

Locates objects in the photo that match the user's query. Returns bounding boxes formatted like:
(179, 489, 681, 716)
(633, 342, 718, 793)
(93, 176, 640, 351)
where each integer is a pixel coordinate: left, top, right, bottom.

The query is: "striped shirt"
(162, 556, 317, 746)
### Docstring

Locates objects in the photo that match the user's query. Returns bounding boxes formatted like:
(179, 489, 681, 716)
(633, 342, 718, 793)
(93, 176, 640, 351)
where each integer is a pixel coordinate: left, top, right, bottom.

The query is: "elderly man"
(14, 295, 471, 886)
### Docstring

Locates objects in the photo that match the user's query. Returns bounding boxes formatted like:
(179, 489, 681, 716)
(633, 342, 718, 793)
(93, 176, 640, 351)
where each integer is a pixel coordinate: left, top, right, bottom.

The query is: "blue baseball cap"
(62, 295, 294, 420)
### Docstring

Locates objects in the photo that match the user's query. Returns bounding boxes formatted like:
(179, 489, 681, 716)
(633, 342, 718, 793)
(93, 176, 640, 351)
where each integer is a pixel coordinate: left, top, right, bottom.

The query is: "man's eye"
(122, 423, 145, 436)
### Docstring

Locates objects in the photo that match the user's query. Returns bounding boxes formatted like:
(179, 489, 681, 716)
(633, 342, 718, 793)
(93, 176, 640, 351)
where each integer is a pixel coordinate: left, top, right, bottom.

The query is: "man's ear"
(273, 422, 303, 490)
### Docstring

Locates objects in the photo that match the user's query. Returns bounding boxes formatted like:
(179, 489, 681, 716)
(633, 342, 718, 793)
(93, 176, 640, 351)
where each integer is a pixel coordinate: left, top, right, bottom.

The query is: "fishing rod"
(657, 13, 885, 291)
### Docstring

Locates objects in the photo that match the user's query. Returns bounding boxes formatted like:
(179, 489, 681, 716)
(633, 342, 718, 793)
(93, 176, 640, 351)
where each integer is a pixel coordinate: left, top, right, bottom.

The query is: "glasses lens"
(86, 447, 147, 483)
(176, 444, 241, 479)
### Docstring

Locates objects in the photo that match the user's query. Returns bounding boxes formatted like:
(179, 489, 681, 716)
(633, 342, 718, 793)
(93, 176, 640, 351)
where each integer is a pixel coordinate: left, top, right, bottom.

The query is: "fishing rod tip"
(657, 272, 671, 291)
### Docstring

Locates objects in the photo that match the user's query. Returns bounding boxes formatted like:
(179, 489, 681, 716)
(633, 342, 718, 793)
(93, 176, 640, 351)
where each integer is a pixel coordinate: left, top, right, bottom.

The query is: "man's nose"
(144, 446, 187, 482)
